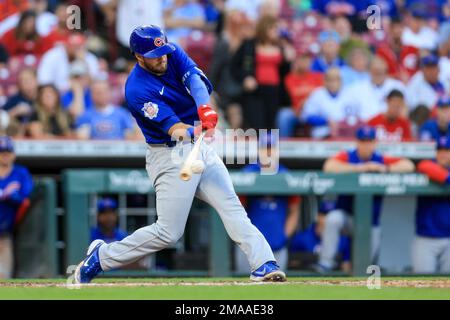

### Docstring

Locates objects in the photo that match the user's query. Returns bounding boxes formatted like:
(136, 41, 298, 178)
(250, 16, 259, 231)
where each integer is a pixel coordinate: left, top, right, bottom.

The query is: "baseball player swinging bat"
(74, 25, 285, 284)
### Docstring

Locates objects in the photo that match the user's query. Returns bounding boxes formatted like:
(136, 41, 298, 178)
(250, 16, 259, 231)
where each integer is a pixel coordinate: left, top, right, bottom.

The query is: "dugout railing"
(62, 169, 450, 277)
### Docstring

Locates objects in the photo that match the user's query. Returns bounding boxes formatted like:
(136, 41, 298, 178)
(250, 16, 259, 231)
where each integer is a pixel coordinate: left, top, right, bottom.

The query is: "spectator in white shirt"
(406, 55, 447, 112)
(438, 22, 450, 91)
(340, 56, 406, 122)
(401, 10, 439, 51)
(301, 67, 346, 139)
(37, 33, 100, 92)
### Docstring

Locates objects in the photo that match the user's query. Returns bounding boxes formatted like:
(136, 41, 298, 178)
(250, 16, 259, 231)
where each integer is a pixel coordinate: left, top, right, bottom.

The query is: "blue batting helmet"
(129, 25, 176, 59)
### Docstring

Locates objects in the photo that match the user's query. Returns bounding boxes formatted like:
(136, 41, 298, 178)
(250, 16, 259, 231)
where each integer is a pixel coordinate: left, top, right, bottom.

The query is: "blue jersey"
(419, 119, 450, 142)
(90, 227, 128, 244)
(76, 106, 134, 140)
(241, 163, 300, 251)
(125, 43, 212, 144)
(0, 165, 33, 234)
(290, 223, 351, 262)
(416, 161, 450, 237)
(333, 149, 400, 226)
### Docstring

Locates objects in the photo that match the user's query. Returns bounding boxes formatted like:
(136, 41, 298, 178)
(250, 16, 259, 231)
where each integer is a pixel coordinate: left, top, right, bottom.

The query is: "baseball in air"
(191, 160, 205, 174)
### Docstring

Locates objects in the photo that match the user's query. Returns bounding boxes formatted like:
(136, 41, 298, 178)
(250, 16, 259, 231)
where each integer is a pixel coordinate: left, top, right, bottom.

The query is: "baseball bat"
(179, 131, 206, 181)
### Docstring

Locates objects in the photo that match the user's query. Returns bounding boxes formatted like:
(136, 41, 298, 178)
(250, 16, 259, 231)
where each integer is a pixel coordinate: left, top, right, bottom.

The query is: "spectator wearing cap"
(300, 67, 347, 139)
(413, 136, 450, 274)
(401, 9, 439, 51)
(37, 32, 100, 92)
(61, 60, 94, 120)
(376, 17, 420, 82)
(340, 56, 406, 122)
(0, 136, 33, 278)
(236, 133, 300, 272)
(28, 84, 72, 139)
(419, 97, 450, 142)
(290, 200, 352, 273)
(317, 126, 414, 272)
(75, 80, 135, 140)
(0, 10, 46, 57)
(2, 68, 38, 136)
(276, 51, 324, 137)
(311, 30, 346, 74)
(230, 15, 291, 130)
(368, 89, 412, 142)
(91, 198, 127, 244)
(406, 55, 447, 112)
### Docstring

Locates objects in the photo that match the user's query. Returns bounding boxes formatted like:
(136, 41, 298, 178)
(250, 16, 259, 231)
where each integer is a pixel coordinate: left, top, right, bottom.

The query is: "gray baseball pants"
(98, 141, 275, 272)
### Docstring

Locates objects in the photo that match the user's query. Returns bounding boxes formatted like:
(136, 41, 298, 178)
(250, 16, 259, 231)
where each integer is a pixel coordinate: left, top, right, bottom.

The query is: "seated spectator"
(91, 198, 127, 243)
(61, 60, 93, 119)
(290, 202, 351, 273)
(406, 55, 447, 112)
(0, 136, 33, 279)
(40, 1, 71, 52)
(318, 126, 414, 272)
(419, 97, 450, 142)
(333, 15, 370, 62)
(76, 80, 134, 140)
(310, 30, 345, 73)
(339, 47, 370, 86)
(27, 84, 72, 139)
(401, 10, 439, 51)
(0, 10, 45, 57)
(438, 22, 450, 91)
(414, 136, 450, 274)
(37, 32, 100, 92)
(301, 67, 347, 139)
(32, 0, 57, 37)
(2, 68, 38, 135)
(0, 0, 30, 37)
(376, 17, 420, 82)
(340, 56, 406, 122)
(368, 89, 412, 142)
(236, 134, 300, 272)
(163, 0, 206, 45)
(276, 51, 324, 137)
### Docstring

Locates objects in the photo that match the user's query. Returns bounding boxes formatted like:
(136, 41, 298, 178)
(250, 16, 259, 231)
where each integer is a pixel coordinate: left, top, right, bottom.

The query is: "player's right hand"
(197, 104, 218, 131)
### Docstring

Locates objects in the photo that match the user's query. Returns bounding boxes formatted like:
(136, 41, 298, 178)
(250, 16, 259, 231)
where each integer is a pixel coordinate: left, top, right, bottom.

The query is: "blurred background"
(0, 0, 449, 279)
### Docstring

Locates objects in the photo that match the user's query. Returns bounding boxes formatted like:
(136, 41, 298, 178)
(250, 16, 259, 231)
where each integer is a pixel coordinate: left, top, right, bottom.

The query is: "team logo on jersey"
(142, 102, 159, 119)
(154, 37, 165, 47)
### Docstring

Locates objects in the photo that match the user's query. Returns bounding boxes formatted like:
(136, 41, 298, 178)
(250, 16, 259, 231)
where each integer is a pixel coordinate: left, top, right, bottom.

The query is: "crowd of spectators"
(0, 0, 449, 143)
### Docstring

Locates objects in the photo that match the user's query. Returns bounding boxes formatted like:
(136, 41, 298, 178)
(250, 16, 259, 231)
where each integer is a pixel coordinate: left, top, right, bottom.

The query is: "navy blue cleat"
(74, 239, 105, 284)
(250, 261, 286, 282)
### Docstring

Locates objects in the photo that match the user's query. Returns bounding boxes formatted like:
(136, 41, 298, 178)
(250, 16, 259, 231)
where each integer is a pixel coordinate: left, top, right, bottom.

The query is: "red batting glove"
(197, 104, 218, 131)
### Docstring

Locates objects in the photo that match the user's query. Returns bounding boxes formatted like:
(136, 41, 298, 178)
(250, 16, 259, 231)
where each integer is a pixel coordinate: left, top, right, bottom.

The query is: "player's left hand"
(197, 104, 218, 132)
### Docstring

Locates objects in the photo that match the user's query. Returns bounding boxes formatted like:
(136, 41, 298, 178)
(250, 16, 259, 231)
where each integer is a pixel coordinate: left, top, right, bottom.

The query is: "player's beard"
(144, 58, 168, 75)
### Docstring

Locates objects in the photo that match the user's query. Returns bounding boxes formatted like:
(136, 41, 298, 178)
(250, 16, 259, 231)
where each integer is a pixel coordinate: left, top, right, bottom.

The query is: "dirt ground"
(1, 279, 450, 288)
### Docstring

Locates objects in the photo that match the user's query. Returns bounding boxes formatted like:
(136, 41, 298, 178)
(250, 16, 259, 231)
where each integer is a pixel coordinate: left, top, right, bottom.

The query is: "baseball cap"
(437, 97, 450, 108)
(97, 198, 118, 213)
(259, 132, 278, 148)
(355, 126, 376, 141)
(0, 136, 14, 153)
(437, 136, 450, 150)
(318, 30, 340, 44)
(66, 33, 86, 46)
(421, 54, 439, 67)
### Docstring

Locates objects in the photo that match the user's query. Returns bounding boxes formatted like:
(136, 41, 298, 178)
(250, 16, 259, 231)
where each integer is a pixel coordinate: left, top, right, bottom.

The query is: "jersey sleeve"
(137, 98, 181, 133)
(382, 156, 402, 165)
(417, 160, 450, 185)
(172, 43, 213, 95)
(333, 151, 349, 162)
